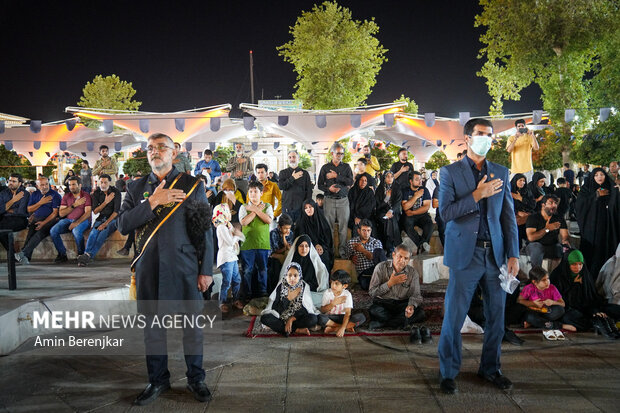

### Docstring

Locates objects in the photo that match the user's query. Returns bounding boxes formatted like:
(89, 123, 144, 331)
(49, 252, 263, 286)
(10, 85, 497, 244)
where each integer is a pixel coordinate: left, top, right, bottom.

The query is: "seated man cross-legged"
(368, 244, 425, 330)
(78, 174, 121, 266)
(50, 176, 92, 263)
(525, 194, 570, 269)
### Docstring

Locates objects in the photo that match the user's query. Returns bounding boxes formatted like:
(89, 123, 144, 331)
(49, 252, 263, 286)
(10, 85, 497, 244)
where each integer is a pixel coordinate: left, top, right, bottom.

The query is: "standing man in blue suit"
(437, 118, 519, 394)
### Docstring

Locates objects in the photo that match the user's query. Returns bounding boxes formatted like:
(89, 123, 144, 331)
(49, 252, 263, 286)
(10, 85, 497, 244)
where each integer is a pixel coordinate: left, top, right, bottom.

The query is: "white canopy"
(239, 102, 406, 153)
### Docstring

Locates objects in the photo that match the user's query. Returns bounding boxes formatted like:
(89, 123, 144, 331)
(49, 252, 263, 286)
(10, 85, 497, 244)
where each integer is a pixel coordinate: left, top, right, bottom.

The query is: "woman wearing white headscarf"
(260, 262, 319, 336)
(280, 235, 329, 308)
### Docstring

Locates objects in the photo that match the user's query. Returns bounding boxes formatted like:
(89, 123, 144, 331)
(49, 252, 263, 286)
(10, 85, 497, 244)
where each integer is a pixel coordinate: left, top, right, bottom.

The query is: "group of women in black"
(510, 167, 620, 279)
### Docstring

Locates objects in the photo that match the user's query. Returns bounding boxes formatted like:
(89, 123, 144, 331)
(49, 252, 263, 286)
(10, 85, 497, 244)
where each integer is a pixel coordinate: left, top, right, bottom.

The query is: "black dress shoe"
(503, 329, 524, 346)
(439, 377, 457, 394)
(420, 326, 432, 344)
(187, 381, 212, 402)
(133, 382, 170, 406)
(478, 371, 513, 390)
(410, 327, 421, 344)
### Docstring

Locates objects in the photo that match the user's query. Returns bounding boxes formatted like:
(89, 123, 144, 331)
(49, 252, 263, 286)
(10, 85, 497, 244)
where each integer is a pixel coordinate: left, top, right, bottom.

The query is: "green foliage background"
(571, 114, 620, 166)
(278, 1, 387, 109)
(77, 74, 141, 128)
(425, 151, 450, 171)
(395, 95, 419, 115)
(475, 0, 618, 152)
(0, 145, 54, 180)
(122, 149, 151, 176)
(485, 137, 510, 168)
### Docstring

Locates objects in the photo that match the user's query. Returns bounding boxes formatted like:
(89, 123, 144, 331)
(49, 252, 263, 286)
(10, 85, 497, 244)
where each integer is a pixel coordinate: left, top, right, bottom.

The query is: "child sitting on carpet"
(318, 270, 366, 337)
(212, 203, 245, 313)
(260, 262, 319, 337)
(517, 265, 575, 340)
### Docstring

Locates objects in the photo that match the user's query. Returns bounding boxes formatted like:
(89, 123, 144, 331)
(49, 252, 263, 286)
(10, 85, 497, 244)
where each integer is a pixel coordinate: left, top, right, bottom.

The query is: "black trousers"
(22, 218, 58, 260)
(357, 248, 387, 291)
(318, 313, 366, 328)
(260, 313, 318, 336)
(143, 314, 205, 386)
(562, 304, 620, 331)
(123, 230, 135, 251)
(524, 305, 565, 329)
(369, 298, 426, 327)
(0, 215, 27, 250)
(403, 214, 433, 247)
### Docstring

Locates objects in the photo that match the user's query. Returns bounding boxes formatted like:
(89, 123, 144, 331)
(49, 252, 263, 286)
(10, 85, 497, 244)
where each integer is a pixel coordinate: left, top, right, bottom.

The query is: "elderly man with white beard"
(278, 150, 314, 224)
(226, 142, 253, 195)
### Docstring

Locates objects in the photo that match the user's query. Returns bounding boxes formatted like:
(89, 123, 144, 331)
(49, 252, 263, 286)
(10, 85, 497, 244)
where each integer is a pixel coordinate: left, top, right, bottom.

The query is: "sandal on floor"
(220, 304, 230, 313)
(553, 330, 565, 340)
(543, 330, 557, 341)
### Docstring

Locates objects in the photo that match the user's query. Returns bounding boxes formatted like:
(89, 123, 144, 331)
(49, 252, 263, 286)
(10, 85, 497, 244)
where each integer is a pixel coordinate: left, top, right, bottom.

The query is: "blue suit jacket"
(438, 157, 519, 270)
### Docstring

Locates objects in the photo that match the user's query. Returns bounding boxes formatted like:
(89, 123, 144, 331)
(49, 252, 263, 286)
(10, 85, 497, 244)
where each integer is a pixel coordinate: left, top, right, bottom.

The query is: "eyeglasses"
(147, 144, 173, 153)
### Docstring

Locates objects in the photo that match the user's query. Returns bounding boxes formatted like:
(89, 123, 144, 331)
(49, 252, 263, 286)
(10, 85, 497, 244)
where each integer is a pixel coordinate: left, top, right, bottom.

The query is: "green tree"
(277, 1, 388, 109)
(486, 137, 510, 168)
(77, 74, 141, 128)
(298, 151, 313, 170)
(43, 159, 56, 178)
(122, 149, 151, 177)
(0, 145, 35, 179)
(571, 114, 620, 166)
(214, 145, 234, 173)
(395, 95, 418, 115)
(475, 0, 618, 147)
(72, 158, 84, 175)
(425, 151, 450, 171)
(370, 147, 394, 172)
(589, 25, 620, 109)
(532, 130, 563, 171)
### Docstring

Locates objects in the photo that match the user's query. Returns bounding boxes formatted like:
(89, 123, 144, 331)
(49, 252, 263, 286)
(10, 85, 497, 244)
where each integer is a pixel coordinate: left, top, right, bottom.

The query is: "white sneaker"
(14, 252, 29, 265)
(422, 242, 431, 254)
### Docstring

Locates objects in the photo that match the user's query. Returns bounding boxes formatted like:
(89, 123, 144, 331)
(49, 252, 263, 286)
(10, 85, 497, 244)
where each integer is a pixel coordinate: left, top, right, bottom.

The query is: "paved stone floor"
(1, 260, 619, 412)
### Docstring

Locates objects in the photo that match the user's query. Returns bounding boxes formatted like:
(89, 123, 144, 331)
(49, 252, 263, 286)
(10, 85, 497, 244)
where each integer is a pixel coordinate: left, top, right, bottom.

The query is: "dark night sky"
(1, 0, 542, 122)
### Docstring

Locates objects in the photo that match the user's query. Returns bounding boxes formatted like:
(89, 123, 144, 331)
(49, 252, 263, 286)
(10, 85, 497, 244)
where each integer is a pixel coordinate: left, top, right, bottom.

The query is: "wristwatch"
(545, 229, 550, 233)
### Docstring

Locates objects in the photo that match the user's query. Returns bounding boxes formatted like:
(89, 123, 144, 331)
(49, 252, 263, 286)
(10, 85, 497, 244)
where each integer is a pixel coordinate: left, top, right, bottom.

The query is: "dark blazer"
(118, 168, 213, 303)
(439, 157, 519, 270)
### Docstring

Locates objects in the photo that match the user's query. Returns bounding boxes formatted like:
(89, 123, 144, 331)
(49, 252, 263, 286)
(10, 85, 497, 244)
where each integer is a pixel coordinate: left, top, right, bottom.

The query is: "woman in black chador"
(550, 250, 620, 339)
(348, 174, 376, 231)
(294, 199, 333, 272)
(575, 168, 620, 280)
(374, 171, 402, 253)
(510, 173, 535, 247)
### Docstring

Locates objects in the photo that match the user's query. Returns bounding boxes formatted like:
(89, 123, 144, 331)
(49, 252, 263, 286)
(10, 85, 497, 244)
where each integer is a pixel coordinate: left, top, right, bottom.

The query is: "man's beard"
(544, 207, 556, 216)
(150, 157, 170, 172)
(71, 188, 80, 195)
(289, 162, 298, 169)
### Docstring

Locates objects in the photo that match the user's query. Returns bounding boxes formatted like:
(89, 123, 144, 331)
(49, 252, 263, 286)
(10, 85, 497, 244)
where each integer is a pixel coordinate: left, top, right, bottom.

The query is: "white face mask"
(469, 135, 493, 157)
